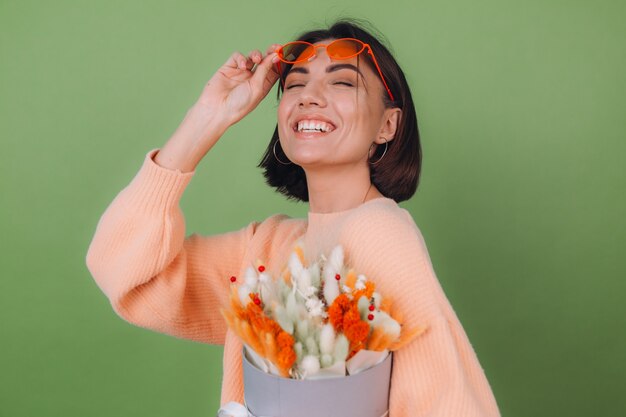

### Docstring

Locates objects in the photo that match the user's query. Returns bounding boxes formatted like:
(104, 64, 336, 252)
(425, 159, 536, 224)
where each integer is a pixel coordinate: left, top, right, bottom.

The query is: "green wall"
(1, 1, 624, 416)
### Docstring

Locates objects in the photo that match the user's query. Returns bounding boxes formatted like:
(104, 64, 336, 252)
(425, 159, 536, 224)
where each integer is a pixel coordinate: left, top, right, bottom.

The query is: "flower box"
(242, 346, 393, 417)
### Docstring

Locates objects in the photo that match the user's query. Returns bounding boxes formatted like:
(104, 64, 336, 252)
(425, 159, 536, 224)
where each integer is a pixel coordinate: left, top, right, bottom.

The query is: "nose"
(297, 81, 327, 108)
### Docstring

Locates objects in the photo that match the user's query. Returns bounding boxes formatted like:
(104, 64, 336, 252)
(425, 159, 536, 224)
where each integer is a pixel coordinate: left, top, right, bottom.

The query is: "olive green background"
(1, 0, 624, 416)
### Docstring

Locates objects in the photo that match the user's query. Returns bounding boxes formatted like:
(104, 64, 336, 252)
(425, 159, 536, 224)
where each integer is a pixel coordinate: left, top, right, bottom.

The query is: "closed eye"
(285, 84, 304, 90)
(334, 81, 354, 87)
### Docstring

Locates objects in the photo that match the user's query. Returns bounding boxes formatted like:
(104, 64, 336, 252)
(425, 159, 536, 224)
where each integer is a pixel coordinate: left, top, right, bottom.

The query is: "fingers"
(248, 49, 263, 67)
(250, 50, 281, 92)
(258, 43, 282, 74)
(224, 51, 257, 71)
(225, 44, 281, 71)
(219, 44, 281, 99)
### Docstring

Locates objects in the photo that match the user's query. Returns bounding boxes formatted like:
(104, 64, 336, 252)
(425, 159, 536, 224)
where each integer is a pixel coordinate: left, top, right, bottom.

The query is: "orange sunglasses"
(275, 38, 395, 102)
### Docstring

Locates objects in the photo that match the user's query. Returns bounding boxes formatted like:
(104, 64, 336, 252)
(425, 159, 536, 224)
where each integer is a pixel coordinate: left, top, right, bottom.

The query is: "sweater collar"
(307, 197, 395, 222)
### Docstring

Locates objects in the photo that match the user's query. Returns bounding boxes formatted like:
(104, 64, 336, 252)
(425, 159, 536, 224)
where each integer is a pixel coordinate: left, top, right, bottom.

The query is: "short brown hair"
(257, 18, 422, 203)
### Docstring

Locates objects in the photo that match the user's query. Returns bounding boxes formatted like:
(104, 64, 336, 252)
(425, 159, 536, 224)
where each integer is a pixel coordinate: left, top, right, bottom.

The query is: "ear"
(377, 107, 402, 143)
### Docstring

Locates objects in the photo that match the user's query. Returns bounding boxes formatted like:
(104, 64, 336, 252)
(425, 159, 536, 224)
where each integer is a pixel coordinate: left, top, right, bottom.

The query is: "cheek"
(351, 100, 377, 126)
(277, 100, 290, 131)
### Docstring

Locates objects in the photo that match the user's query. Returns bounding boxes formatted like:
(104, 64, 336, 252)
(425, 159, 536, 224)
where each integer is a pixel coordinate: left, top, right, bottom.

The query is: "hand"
(155, 44, 282, 172)
(194, 44, 282, 130)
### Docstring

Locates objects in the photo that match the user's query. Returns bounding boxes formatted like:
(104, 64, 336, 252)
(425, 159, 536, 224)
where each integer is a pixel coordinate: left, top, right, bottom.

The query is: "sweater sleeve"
(86, 149, 258, 345)
(341, 205, 501, 417)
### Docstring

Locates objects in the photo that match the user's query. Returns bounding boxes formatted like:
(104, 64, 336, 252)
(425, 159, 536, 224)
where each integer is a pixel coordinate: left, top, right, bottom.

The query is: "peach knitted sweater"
(86, 149, 500, 417)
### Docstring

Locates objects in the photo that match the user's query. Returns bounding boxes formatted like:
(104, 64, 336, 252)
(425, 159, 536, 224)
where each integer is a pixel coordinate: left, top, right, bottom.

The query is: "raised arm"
(86, 44, 282, 344)
(154, 43, 282, 173)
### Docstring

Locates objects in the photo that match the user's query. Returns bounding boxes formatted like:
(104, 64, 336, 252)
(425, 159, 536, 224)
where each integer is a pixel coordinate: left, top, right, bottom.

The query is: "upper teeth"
(297, 120, 334, 133)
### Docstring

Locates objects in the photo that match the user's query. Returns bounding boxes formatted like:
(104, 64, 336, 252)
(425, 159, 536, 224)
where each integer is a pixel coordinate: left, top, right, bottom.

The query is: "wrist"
(184, 103, 230, 140)
(157, 107, 228, 173)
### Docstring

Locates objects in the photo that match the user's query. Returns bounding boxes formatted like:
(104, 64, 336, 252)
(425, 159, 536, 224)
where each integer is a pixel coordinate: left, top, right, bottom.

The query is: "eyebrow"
(287, 63, 365, 79)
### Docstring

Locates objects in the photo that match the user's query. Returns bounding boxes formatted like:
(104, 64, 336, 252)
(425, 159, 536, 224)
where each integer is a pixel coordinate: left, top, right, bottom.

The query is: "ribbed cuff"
(123, 148, 195, 212)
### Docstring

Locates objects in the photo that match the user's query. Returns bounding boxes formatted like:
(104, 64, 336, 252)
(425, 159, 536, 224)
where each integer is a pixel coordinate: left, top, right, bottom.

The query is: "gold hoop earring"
(369, 138, 388, 165)
(273, 141, 292, 165)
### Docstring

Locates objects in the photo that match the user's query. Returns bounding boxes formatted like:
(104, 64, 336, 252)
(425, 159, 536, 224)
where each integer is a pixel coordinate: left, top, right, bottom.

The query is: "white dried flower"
(321, 246, 345, 305)
(320, 353, 334, 368)
(296, 320, 310, 341)
(244, 266, 258, 288)
(372, 292, 382, 309)
(304, 285, 317, 298)
(259, 273, 279, 306)
(301, 355, 320, 377)
(286, 292, 300, 322)
(305, 336, 319, 356)
(355, 274, 367, 290)
(371, 310, 401, 340)
(319, 324, 336, 355)
(357, 295, 370, 318)
(296, 269, 312, 297)
(333, 334, 350, 362)
(288, 252, 304, 278)
(274, 305, 294, 334)
(327, 245, 344, 271)
(323, 275, 340, 306)
(305, 297, 325, 317)
(294, 342, 303, 361)
(237, 285, 251, 306)
(309, 262, 321, 288)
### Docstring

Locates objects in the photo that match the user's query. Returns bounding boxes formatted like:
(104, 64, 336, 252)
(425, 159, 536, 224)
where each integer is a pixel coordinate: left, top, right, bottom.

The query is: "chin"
(287, 152, 326, 168)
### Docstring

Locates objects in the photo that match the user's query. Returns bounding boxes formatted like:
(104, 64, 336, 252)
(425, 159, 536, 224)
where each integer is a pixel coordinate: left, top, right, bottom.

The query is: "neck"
(304, 164, 382, 214)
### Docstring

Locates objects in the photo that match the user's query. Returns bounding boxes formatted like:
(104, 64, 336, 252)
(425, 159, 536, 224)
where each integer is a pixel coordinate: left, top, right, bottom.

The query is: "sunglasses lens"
(327, 39, 364, 59)
(279, 42, 314, 63)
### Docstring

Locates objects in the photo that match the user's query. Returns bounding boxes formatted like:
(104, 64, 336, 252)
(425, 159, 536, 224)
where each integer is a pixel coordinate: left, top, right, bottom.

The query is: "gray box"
(243, 348, 393, 417)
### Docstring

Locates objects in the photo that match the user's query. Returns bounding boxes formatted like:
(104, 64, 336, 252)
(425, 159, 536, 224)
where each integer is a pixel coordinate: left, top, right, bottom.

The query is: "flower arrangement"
(221, 242, 423, 380)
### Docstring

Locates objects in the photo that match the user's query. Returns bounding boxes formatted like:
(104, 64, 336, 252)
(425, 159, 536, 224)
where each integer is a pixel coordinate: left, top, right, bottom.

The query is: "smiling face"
(277, 39, 398, 170)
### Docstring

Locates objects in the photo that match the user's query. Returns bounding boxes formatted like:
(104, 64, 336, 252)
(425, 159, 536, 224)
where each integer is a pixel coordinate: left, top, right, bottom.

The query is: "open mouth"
(293, 119, 336, 134)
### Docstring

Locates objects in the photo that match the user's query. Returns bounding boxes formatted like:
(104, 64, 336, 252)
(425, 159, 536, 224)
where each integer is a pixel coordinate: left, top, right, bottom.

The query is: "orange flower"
(344, 270, 357, 290)
(222, 286, 298, 377)
(277, 331, 294, 349)
(328, 293, 351, 332)
(344, 307, 369, 344)
(329, 292, 372, 356)
(352, 281, 375, 302)
(345, 321, 369, 345)
(342, 307, 359, 327)
(277, 347, 297, 370)
(276, 332, 297, 374)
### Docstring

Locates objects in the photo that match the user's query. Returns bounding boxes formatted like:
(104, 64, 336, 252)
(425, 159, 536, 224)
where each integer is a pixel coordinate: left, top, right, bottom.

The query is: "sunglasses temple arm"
(367, 48, 395, 102)
(276, 61, 285, 90)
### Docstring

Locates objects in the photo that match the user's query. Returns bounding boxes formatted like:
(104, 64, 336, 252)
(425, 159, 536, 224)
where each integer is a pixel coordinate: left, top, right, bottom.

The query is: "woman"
(86, 19, 500, 417)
